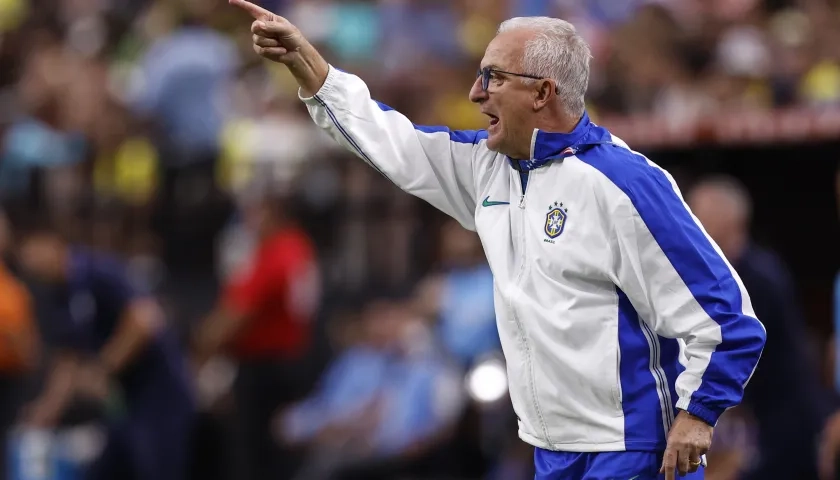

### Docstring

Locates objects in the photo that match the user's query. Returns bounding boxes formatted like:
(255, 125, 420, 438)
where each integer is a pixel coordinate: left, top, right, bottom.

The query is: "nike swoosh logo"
(482, 196, 510, 207)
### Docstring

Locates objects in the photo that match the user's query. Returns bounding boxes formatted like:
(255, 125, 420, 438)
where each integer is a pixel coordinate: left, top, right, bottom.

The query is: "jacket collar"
(509, 111, 609, 172)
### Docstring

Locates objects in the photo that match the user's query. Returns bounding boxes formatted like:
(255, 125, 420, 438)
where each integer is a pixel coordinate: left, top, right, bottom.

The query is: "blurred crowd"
(0, 0, 839, 479)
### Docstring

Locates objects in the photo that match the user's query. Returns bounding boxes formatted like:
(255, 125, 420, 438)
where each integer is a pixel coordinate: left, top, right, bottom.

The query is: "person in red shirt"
(193, 189, 320, 480)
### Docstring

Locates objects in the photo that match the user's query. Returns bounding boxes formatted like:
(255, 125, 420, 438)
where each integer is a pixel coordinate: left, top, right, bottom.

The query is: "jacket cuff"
(298, 64, 340, 105)
(676, 397, 721, 426)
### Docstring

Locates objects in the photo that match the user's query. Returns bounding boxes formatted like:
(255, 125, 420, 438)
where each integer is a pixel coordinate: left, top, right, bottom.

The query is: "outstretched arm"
(230, 0, 488, 230)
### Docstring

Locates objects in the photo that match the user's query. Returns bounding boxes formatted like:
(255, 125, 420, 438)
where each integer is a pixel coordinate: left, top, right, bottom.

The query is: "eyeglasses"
(476, 66, 555, 92)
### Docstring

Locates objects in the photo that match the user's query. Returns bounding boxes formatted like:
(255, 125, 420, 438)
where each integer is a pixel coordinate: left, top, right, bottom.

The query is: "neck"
(537, 110, 580, 135)
(515, 111, 580, 159)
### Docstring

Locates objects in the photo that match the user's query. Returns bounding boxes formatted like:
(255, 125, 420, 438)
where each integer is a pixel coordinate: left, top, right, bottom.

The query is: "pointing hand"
(229, 0, 306, 64)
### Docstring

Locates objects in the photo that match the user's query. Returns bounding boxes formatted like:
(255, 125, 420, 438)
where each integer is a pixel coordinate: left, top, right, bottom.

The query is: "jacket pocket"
(613, 345, 624, 414)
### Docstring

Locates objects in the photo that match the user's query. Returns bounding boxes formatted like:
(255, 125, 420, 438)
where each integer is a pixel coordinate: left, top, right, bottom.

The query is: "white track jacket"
(300, 66, 766, 452)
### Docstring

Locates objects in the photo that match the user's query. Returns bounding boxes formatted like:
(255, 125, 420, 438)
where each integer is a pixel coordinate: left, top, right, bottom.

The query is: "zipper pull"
(519, 194, 526, 209)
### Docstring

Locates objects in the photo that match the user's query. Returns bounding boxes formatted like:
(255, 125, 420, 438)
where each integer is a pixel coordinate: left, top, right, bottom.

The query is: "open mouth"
(486, 114, 499, 127)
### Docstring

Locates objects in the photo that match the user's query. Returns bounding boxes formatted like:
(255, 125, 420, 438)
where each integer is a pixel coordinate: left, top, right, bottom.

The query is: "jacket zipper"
(518, 170, 529, 208)
(510, 168, 551, 445)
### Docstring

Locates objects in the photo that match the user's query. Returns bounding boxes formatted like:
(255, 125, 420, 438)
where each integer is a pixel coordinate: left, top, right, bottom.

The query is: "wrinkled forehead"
(480, 29, 531, 70)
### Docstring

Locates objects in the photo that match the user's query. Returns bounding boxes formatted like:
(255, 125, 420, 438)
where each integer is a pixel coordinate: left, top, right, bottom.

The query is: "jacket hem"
(518, 430, 665, 452)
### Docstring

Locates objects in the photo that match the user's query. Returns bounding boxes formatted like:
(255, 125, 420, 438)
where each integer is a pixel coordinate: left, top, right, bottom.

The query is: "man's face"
(470, 29, 540, 159)
(687, 187, 746, 262)
(18, 234, 65, 283)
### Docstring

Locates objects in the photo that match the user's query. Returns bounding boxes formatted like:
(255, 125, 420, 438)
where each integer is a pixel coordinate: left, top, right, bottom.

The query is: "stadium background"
(0, 0, 839, 479)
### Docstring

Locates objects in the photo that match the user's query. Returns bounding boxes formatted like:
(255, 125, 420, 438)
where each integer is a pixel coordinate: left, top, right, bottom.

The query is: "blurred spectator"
(820, 162, 840, 480)
(0, 209, 39, 480)
(0, 27, 88, 202)
(688, 175, 835, 480)
(16, 221, 195, 480)
(414, 219, 499, 368)
(278, 294, 465, 480)
(130, 4, 239, 166)
(192, 182, 320, 480)
(0, 209, 39, 375)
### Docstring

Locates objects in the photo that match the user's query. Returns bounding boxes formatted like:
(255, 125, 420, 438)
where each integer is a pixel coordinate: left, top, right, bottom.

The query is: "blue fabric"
(373, 355, 451, 455)
(506, 111, 614, 170)
(0, 119, 87, 195)
(8, 429, 88, 480)
(285, 346, 457, 456)
(133, 27, 238, 158)
(437, 265, 499, 365)
(286, 347, 388, 440)
(835, 272, 840, 391)
(577, 140, 766, 426)
(531, 111, 594, 162)
(659, 336, 685, 423)
(586, 0, 643, 25)
(56, 249, 143, 353)
(89, 386, 194, 480)
(534, 448, 705, 480)
(616, 288, 672, 451)
(52, 249, 191, 400)
(378, 3, 462, 64)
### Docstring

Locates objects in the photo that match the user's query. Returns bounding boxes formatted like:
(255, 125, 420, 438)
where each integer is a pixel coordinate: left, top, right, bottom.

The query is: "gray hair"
(497, 17, 591, 117)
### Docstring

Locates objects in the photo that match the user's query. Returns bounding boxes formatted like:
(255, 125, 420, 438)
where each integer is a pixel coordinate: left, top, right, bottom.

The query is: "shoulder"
(410, 124, 489, 147)
(71, 249, 140, 297)
(570, 136, 681, 212)
(575, 137, 671, 193)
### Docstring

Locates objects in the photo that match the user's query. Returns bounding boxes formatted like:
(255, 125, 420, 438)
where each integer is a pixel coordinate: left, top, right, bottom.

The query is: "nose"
(469, 76, 487, 104)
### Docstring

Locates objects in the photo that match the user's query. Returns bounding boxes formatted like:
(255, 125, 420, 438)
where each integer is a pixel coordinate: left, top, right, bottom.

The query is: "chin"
(485, 133, 502, 153)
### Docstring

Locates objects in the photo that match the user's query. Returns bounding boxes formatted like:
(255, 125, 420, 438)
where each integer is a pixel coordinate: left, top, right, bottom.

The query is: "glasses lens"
(480, 68, 490, 91)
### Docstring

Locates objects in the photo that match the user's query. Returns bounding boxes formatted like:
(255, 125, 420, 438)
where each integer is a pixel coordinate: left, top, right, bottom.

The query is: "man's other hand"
(818, 409, 840, 480)
(661, 410, 713, 479)
(75, 362, 110, 401)
(229, 0, 305, 64)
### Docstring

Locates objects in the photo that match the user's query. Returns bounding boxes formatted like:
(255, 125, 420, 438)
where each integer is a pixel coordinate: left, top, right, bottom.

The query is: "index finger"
(660, 449, 677, 480)
(229, 0, 273, 20)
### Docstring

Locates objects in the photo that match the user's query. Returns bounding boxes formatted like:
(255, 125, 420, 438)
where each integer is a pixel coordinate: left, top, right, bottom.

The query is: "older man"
(230, 3, 767, 479)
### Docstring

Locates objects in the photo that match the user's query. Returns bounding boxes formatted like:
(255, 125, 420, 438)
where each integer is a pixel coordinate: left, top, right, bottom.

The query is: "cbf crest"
(544, 201, 568, 243)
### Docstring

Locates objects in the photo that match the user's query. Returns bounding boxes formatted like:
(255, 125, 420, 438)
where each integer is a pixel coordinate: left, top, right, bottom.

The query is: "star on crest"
(548, 201, 568, 212)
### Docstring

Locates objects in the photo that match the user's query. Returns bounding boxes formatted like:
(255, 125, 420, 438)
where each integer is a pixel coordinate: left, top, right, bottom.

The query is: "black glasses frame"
(476, 66, 556, 92)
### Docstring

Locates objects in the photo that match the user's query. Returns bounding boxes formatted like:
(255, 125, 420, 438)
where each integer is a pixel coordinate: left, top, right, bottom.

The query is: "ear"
(533, 79, 555, 111)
